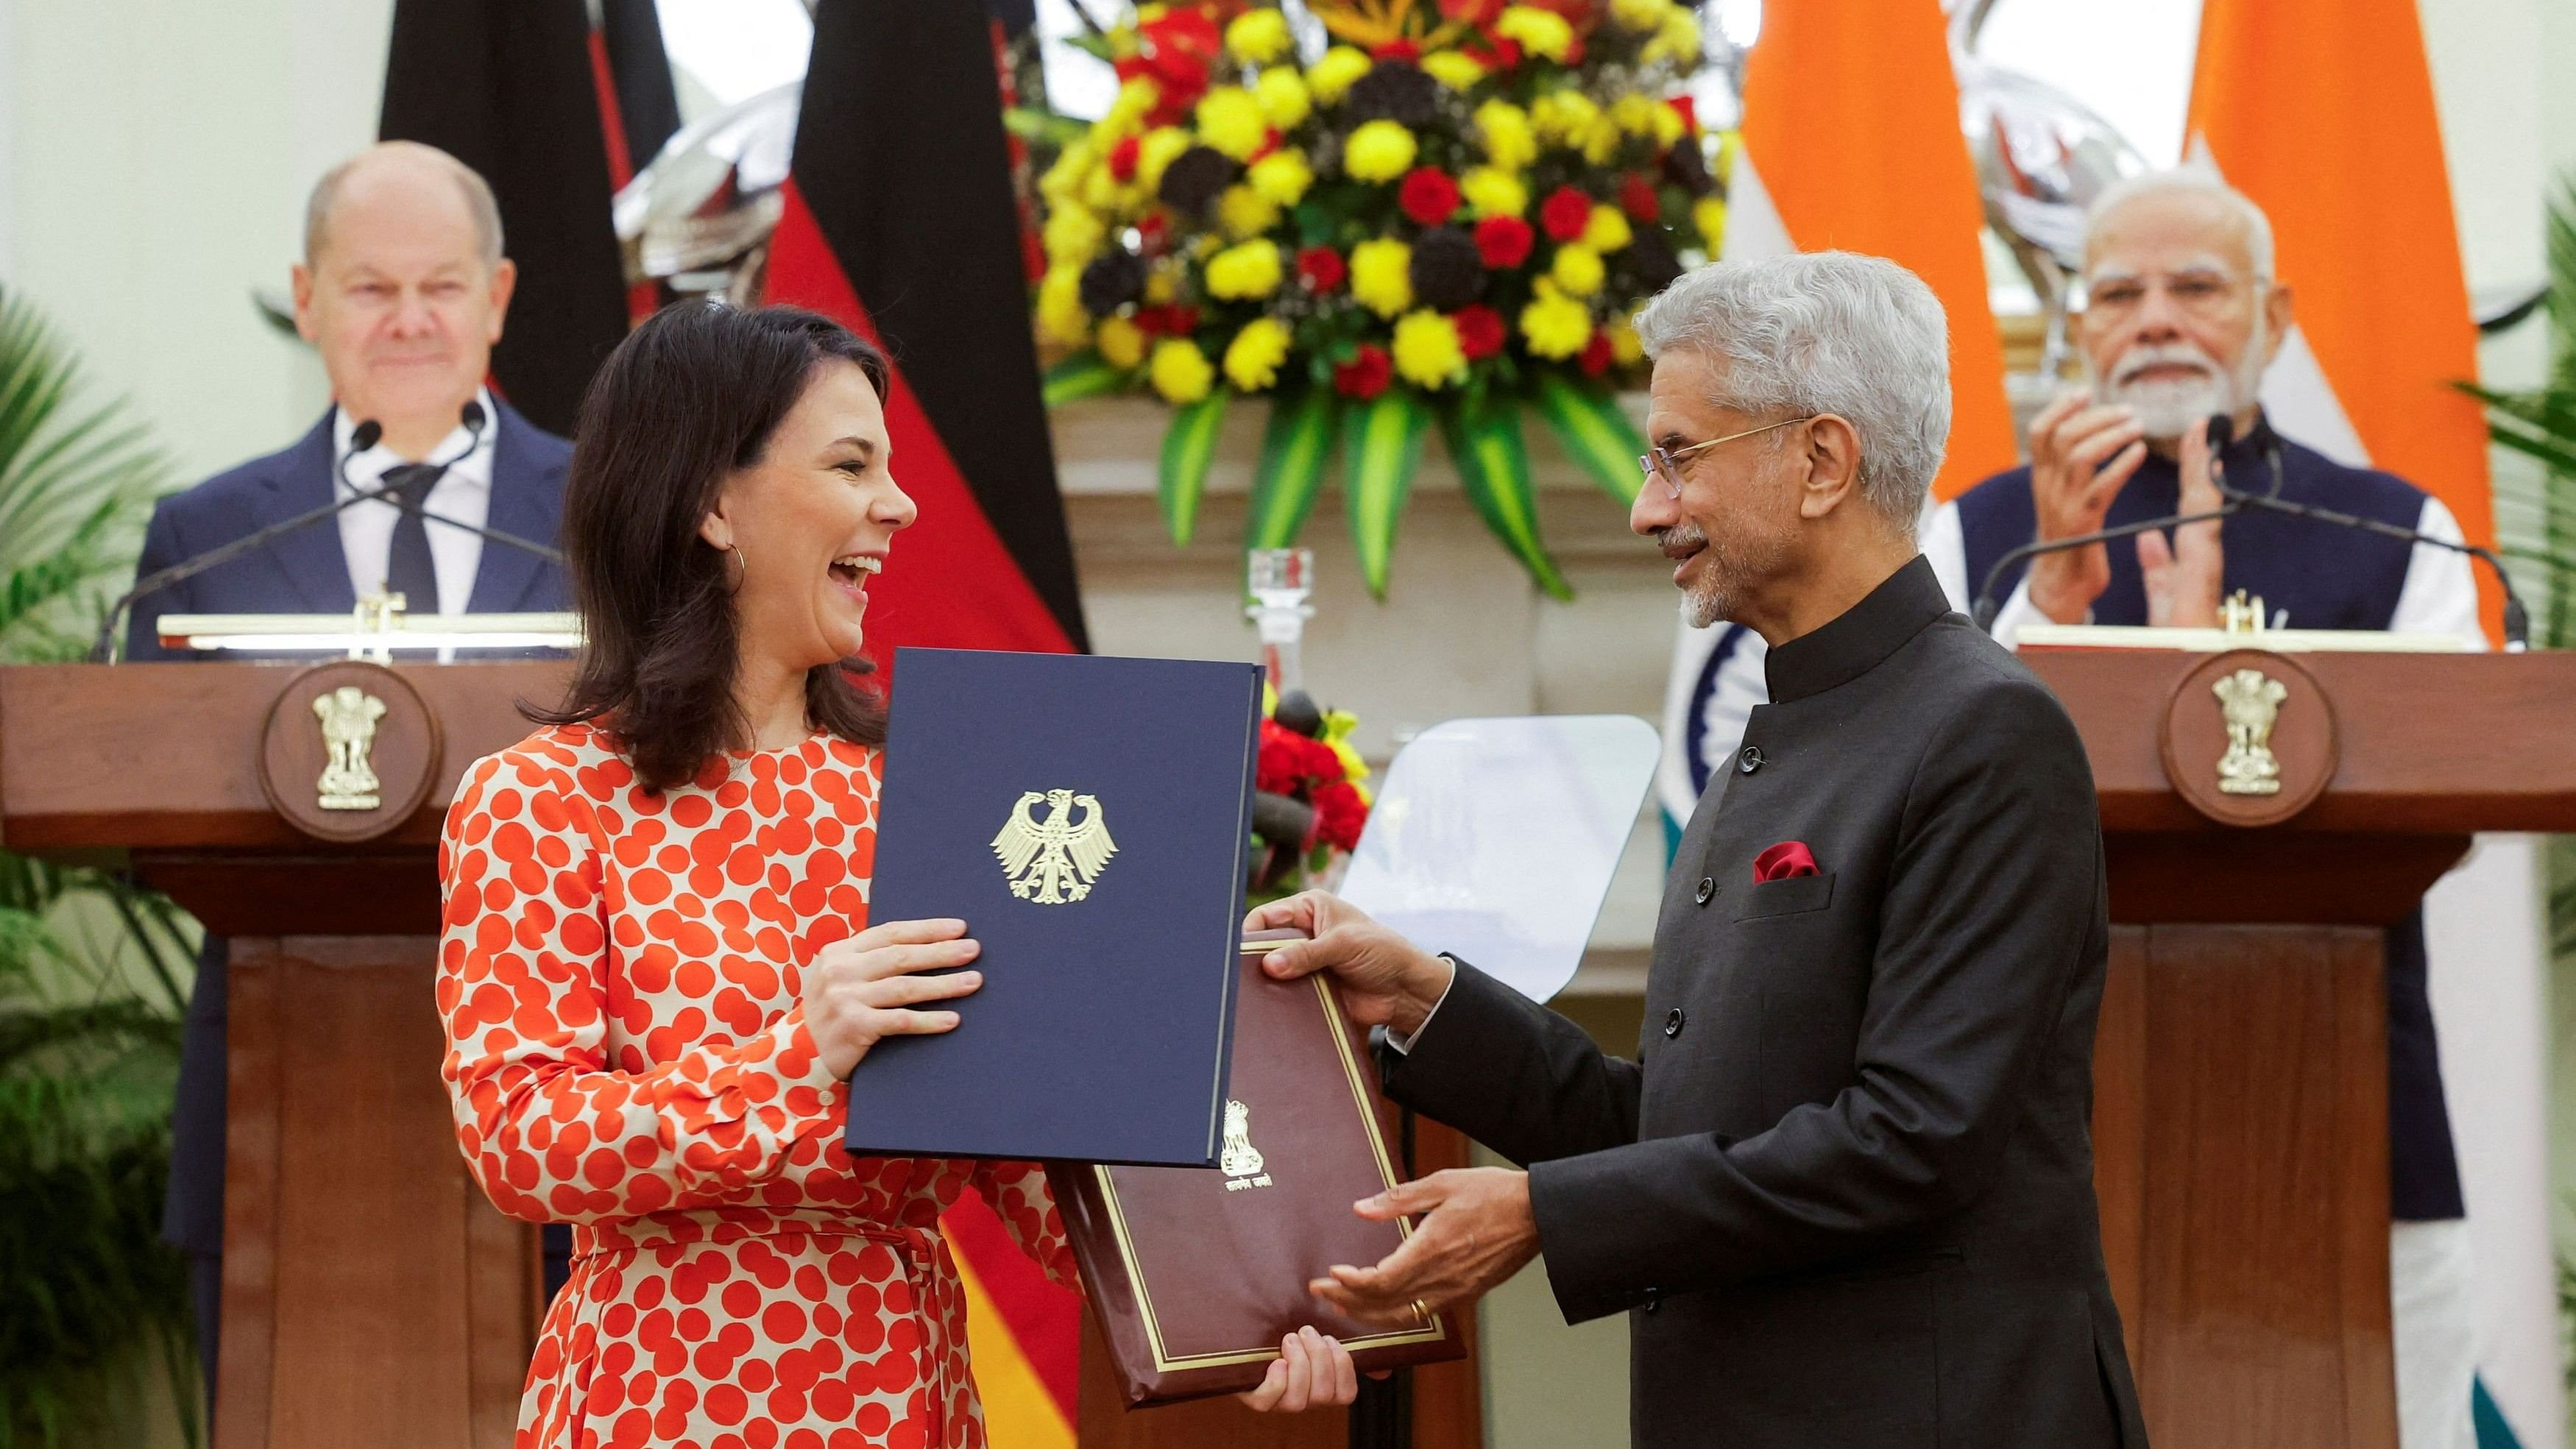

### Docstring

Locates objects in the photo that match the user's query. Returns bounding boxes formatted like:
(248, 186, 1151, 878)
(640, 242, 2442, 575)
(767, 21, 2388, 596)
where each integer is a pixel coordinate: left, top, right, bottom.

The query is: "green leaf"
(1439, 394, 1574, 600)
(1002, 106, 1094, 147)
(1340, 390, 1430, 597)
(1246, 384, 1339, 550)
(1158, 393, 1228, 545)
(1041, 350, 1129, 408)
(1530, 373, 1645, 503)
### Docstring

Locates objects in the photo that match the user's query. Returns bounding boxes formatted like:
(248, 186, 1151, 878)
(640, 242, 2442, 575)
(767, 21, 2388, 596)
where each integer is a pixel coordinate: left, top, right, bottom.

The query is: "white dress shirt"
(330, 389, 498, 616)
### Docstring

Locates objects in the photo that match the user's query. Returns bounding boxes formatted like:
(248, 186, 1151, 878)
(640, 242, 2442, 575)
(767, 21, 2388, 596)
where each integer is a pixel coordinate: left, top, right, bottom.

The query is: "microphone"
(375, 403, 565, 573)
(91, 401, 557, 662)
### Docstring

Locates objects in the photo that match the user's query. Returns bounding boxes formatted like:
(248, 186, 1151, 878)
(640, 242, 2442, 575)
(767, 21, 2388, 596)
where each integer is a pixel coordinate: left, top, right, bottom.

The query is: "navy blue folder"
(846, 648, 1264, 1166)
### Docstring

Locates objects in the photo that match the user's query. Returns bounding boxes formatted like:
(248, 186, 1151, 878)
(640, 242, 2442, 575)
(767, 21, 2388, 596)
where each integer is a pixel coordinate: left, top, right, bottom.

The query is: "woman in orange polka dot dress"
(439, 305, 1356, 1449)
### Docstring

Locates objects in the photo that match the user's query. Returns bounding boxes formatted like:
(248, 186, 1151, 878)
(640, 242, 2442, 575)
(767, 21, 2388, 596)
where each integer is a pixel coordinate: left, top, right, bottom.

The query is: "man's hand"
(1236, 1328, 1361, 1412)
(1307, 1168, 1540, 1327)
(1245, 890, 1453, 1038)
(2137, 415, 2227, 628)
(2023, 388, 2150, 624)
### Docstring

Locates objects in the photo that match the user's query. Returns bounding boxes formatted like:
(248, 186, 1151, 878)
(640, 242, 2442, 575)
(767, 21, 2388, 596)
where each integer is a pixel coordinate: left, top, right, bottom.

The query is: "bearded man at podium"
(116, 140, 574, 1400)
(1928, 168, 2487, 1449)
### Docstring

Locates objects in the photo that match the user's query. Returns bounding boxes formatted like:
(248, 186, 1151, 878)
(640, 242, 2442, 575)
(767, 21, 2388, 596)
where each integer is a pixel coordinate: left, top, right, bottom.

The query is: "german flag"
(765, 3, 1089, 1439)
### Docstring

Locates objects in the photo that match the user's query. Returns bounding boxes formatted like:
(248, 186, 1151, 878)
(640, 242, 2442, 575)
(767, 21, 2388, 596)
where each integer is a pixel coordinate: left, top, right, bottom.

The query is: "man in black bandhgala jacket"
(1253, 252, 2145, 1447)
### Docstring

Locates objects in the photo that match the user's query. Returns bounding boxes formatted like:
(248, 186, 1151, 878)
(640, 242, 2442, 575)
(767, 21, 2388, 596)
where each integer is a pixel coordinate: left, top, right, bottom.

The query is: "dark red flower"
(1669, 95, 1699, 137)
(1334, 344, 1393, 400)
(1473, 215, 1535, 269)
(1579, 328, 1614, 378)
(1452, 305, 1506, 360)
(1135, 212, 1170, 255)
(1126, 8, 1222, 124)
(1460, 32, 1522, 70)
(1297, 246, 1348, 294)
(1619, 171, 1660, 223)
(1108, 135, 1142, 183)
(1312, 781, 1368, 852)
(1398, 167, 1463, 227)
(1135, 303, 1200, 337)
(1539, 185, 1593, 244)
(1372, 38, 1422, 61)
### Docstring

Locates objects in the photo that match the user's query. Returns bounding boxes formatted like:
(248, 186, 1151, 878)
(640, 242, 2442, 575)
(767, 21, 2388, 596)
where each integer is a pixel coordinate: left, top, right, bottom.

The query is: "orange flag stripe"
(1737, 0, 2017, 501)
(2188, 0, 2499, 637)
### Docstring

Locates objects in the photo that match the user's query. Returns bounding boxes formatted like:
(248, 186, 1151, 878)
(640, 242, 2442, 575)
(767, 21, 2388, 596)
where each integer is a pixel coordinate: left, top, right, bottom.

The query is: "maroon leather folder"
(1048, 932, 1465, 1406)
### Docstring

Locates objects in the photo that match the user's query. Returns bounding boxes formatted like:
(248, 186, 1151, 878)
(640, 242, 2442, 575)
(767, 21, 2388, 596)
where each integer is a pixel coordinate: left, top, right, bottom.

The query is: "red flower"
(1135, 303, 1200, 337)
(1398, 167, 1463, 227)
(1334, 344, 1393, 400)
(1311, 781, 1368, 852)
(1372, 38, 1423, 61)
(1460, 32, 1522, 70)
(1108, 135, 1142, 183)
(1452, 305, 1506, 360)
(1256, 720, 1321, 795)
(1297, 246, 1348, 294)
(1473, 215, 1535, 269)
(1619, 171, 1660, 223)
(1123, 8, 1222, 124)
(1438, 0, 1504, 22)
(1539, 185, 1593, 243)
(1669, 95, 1699, 137)
(1136, 212, 1170, 256)
(1579, 328, 1614, 378)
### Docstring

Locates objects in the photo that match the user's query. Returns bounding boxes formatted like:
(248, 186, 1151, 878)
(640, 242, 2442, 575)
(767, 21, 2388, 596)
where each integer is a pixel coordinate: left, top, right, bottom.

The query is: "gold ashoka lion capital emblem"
(2212, 667, 2290, 797)
(991, 789, 1117, 904)
(312, 684, 390, 810)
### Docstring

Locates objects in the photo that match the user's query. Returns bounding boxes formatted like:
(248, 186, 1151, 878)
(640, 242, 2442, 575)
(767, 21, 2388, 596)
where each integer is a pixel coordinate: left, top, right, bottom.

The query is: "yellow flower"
(1326, 734, 1369, 785)
(1610, 0, 1673, 29)
(1519, 283, 1592, 358)
(1459, 166, 1528, 219)
(1137, 127, 1194, 190)
(1692, 194, 1728, 250)
(1307, 46, 1371, 105)
(1150, 338, 1214, 404)
(1420, 50, 1487, 91)
(1205, 239, 1285, 300)
(1196, 87, 1269, 162)
(1349, 237, 1414, 319)
(1222, 316, 1293, 392)
(1649, 100, 1687, 150)
(1255, 66, 1312, 130)
(1643, 8, 1702, 64)
(1044, 204, 1106, 267)
(1608, 312, 1644, 365)
(1392, 310, 1467, 389)
(1143, 266, 1178, 305)
(1217, 183, 1281, 240)
(1078, 163, 1126, 212)
(1551, 243, 1605, 295)
(1583, 116, 1625, 166)
(1343, 120, 1419, 183)
(1474, 101, 1538, 171)
(1248, 148, 1316, 206)
(1612, 94, 1664, 138)
(1532, 91, 1602, 148)
(1097, 314, 1147, 369)
(1040, 140, 1095, 205)
(1581, 205, 1633, 253)
(1495, 6, 1575, 61)
(1101, 77, 1159, 135)
(1225, 10, 1291, 64)
(1037, 264, 1090, 346)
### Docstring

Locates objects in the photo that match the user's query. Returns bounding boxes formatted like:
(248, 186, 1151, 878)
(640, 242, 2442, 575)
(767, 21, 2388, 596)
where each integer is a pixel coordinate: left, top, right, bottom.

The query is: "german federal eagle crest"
(991, 789, 1117, 904)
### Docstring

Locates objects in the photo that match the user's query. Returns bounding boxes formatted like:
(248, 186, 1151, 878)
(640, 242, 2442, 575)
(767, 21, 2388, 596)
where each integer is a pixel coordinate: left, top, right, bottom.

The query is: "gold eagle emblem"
(991, 789, 1117, 904)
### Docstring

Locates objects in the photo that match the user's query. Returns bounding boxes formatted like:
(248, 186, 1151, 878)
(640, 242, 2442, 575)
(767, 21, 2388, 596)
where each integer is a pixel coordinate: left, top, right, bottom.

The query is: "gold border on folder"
(1092, 951, 1451, 1374)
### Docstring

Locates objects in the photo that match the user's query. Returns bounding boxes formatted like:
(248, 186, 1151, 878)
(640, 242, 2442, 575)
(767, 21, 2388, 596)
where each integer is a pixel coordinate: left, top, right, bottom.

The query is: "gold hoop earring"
(723, 542, 746, 593)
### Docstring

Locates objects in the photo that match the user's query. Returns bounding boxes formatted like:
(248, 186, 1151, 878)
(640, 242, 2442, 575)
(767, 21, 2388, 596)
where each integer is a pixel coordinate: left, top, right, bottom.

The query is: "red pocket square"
(1752, 841, 1820, 884)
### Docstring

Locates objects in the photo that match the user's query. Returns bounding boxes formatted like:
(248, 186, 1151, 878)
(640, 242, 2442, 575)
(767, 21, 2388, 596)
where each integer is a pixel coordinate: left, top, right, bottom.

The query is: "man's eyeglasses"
(1639, 416, 1816, 500)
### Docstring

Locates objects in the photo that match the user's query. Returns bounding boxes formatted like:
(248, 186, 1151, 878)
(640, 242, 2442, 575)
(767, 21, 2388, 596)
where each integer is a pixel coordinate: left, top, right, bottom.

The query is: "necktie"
(379, 463, 445, 612)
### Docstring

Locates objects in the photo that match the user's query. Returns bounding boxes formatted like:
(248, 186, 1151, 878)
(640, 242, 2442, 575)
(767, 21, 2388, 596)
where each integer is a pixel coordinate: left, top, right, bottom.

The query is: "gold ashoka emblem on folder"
(991, 789, 1117, 904)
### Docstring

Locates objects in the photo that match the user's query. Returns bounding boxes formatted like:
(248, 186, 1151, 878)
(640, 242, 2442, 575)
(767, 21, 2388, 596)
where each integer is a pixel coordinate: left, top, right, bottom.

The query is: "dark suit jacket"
(1381, 558, 2146, 1448)
(145, 401, 572, 1257)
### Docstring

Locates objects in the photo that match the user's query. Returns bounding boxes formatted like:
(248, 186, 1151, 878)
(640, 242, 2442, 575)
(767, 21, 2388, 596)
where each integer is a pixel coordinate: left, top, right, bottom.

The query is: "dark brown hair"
(537, 302, 892, 790)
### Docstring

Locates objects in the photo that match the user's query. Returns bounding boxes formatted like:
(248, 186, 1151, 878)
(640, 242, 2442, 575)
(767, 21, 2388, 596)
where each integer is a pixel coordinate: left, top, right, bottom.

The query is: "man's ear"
(2261, 280, 2294, 369)
(290, 263, 319, 343)
(485, 258, 518, 344)
(1795, 414, 1864, 520)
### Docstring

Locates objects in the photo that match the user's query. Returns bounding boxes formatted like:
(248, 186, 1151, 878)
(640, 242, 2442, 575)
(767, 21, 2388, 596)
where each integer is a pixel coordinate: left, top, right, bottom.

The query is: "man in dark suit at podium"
(120, 140, 573, 1400)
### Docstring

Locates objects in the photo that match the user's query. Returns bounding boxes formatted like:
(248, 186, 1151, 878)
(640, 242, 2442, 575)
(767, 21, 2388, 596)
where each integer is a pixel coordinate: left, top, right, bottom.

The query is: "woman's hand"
(802, 918, 984, 1078)
(1237, 1327, 1360, 1412)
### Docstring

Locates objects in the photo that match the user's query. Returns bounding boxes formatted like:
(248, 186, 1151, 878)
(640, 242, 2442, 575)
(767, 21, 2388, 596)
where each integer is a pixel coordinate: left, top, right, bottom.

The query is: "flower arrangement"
(1248, 686, 1373, 899)
(1031, 0, 1730, 598)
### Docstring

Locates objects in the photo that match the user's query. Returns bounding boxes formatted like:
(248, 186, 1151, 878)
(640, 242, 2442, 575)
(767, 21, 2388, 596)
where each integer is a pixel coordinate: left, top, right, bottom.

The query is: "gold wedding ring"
(1410, 1298, 1432, 1325)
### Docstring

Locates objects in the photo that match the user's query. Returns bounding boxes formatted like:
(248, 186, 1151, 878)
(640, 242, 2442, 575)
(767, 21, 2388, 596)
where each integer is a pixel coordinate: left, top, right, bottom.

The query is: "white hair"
(1633, 251, 1952, 533)
(305, 141, 505, 269)
(2084, 165, 2276, 282)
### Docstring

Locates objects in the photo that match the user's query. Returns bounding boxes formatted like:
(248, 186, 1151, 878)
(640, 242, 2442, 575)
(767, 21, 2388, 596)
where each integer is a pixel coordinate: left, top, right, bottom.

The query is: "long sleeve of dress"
(437, 751, 846, 1225)
(966, 1160, 1082, 1290)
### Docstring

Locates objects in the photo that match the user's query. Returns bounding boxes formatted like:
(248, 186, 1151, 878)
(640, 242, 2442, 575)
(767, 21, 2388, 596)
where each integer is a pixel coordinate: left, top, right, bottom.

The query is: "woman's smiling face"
(700, 358, 916, 673)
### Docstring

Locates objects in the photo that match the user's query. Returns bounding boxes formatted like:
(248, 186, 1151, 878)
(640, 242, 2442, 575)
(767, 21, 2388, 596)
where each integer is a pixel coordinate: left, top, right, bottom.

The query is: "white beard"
(2091, 321, 2269, 442)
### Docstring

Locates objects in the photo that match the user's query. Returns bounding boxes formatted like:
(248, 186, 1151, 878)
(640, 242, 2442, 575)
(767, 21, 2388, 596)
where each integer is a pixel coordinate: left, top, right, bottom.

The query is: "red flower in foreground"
(1473, 215, 1535, 269)
(1334, 344, 1393, 400)
(1108, 135, 1142, 183)
(1297, 246, 1348, 294)
(1579, 328, 1615, 378)
(1539, 185, 1593, 244)
(1398, 167, 1463, 227)
(1312, 780, 1368, 852)
(1619, 171, 1660, 223)
(1452, 305, 1506, 360)
(1134, 304, 1200, 337)
(1373, 38, 1423, 61)
(1460, 33, 1522, 71)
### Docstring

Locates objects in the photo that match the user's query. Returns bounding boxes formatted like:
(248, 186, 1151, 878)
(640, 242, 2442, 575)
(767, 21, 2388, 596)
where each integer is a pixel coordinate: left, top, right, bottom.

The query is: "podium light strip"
(1091, 968, 1451, 1373)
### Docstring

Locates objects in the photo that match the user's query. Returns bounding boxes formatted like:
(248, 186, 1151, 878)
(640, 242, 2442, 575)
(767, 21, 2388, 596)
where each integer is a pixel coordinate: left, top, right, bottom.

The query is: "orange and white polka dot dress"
(436, 722, 1075, 1449)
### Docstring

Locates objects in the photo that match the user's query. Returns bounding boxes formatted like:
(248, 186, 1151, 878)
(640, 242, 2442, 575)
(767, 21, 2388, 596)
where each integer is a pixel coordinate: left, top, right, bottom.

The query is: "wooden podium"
(2021, 645, 2576, 1449)
(0, 658, 570, 1449)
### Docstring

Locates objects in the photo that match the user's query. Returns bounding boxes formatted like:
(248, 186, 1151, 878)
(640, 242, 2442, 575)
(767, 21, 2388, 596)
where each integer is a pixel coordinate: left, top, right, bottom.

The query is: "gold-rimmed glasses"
(1638, 415, 1816, 500)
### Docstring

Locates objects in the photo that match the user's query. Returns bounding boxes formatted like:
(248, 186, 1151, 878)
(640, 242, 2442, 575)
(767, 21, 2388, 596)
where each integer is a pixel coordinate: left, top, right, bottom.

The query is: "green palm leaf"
(1340, 390, 1429, 597)
(1530, 373, 1645, 504)
(1438, 394, 1573, 600)
(1245, 383, 1337, 552)
(1157, 392, 1229, 545)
